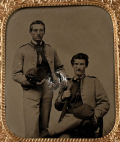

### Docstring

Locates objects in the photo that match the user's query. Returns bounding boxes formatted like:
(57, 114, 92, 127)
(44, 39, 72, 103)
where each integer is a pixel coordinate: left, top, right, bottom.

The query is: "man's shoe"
(39, 130, 50, 138)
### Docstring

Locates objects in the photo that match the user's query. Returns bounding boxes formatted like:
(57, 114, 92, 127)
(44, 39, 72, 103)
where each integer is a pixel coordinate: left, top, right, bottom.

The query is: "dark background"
(5, 6, 115, 137)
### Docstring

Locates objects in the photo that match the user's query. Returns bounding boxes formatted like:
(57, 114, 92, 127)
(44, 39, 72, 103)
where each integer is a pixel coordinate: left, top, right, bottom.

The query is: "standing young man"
(12, 20, 68, 138)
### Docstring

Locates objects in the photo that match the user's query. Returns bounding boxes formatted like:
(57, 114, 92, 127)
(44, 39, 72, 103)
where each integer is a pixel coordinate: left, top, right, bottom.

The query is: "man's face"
(30, 24, 45, 42)
(72, 59, 87, 77)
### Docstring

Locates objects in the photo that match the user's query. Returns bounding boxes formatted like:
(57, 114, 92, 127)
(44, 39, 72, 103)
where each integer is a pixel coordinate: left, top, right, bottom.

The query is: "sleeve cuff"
(94, 109, 102, 118)
(22, 80, 32, 86)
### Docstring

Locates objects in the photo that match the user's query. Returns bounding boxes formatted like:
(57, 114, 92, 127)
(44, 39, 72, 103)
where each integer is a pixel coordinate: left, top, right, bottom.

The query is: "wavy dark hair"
(71, 53, 89, 67)
(29, 20, 45, 32)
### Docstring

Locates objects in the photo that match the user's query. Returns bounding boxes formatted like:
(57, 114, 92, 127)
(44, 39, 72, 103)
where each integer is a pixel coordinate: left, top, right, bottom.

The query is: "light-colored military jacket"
(55, 75, 110, 118)
(12, 41, 68, 86)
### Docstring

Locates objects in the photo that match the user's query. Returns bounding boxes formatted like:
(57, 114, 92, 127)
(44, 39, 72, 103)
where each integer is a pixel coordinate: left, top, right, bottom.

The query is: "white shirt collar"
(73, 74, 86, 80)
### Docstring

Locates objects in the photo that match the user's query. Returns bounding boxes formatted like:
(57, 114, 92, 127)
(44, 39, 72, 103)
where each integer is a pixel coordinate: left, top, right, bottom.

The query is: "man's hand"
(62, 90, 71, 101)
(36, 79, 46, 85)
(25, 67, 46, 84)
(21, 80, 37, 90)
(26, 74, 39, 83)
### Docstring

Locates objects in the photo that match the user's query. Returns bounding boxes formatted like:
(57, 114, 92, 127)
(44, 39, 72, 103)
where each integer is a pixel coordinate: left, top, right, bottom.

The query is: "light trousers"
(48, 114, 82, 137)
(23, 81, 53, 138)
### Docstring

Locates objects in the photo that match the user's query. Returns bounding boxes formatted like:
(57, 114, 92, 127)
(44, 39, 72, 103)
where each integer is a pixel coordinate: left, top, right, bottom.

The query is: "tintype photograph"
(5, 6, 115, 139)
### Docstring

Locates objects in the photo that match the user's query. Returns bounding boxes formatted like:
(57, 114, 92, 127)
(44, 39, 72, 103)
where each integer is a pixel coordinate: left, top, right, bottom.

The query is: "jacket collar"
(31, 40, 43, 46)
(29, 40, 45, 48)
(72, 74, 86, 82)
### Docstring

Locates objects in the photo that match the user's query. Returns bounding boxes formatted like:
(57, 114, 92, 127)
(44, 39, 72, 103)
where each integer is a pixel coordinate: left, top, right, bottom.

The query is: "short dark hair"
(71, 53, 89, 66)
(29, 20, 45, 32)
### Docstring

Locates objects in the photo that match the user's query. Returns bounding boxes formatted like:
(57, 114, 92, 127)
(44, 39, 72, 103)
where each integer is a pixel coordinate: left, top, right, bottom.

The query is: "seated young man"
(40, 53, 110, 138)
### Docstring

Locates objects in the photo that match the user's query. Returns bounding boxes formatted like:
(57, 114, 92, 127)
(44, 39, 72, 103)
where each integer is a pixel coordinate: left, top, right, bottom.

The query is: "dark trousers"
(48, 114, 96, 138)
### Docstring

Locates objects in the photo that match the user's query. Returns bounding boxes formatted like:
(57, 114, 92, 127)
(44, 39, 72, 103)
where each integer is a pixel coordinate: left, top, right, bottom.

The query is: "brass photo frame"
(0, 0, 119, 141)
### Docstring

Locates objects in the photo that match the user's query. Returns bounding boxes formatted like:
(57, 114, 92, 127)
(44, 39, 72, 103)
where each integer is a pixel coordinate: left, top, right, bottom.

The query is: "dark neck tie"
(35, 43, 47, 65)
(70, 78, 81, 102)
(76, 78, 82, 101)
(37, 43, 40, 46)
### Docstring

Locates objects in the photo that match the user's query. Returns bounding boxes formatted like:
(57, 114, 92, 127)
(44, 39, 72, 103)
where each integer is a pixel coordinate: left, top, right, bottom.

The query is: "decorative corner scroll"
(0, 0, 120, 141)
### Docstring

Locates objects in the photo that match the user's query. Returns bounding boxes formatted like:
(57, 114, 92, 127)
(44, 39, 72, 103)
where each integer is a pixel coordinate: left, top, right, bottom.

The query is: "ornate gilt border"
(0, 0, 119, 141)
